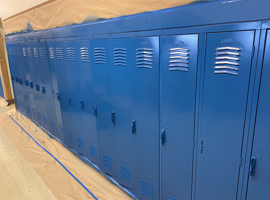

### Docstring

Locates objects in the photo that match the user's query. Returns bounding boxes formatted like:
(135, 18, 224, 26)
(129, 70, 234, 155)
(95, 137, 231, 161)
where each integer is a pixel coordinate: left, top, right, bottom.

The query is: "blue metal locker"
(0, 76, 3, 97)
(46, 39, 66, 142)
(109, 38, 134, 188)
(90, 39, 115, 176)
(160, 34, 198, 200)
(246, 30, 270, 200)
(195, 30, 255, 200)
(131, 36, 159, 200)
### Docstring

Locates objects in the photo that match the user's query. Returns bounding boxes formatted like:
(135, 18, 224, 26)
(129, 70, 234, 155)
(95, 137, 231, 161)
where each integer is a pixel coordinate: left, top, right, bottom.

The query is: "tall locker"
(131, 36, 159, 200)
(160, 34, 198, 200)
(109, 38, 134, 189)
(195, 30, 255, 200)
(47, 40, 66, 141)
(75, 39, 99, 164)
(246, 30, 270, 200)
(90, 39, 115, 176)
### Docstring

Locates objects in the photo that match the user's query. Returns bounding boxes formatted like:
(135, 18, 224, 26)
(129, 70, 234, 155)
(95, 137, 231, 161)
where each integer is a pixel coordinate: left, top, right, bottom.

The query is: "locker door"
(195, 31, 255, 200)
(160, 34, 198, 200)
(24, 44, 32, 117)
(47, 41, 66, 142)
(77, 40, 99, 164)
(109, 38, 134, 189)
(246, 30, 270, 200)
(131, 37, 159, 200)
(90, 39, 115, 176)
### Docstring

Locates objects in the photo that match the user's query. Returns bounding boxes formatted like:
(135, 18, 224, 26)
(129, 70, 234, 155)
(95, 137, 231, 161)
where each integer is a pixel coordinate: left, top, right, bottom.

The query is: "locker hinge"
(239, 157, 242, 167)
(252, 46, 255, 58)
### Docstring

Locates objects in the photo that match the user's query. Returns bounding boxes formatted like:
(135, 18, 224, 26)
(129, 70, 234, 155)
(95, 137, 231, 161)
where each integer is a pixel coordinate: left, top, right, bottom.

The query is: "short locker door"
(109, 38, 134, 189)
(246, 30, 270, 200)
(131, 36, 159, 200)
(78, 40, 99, 164)
(160, 34, 198, 200)
(90, 39, 115, 176)
(195, 30, 255, 200)
(47, 41, 66, 141)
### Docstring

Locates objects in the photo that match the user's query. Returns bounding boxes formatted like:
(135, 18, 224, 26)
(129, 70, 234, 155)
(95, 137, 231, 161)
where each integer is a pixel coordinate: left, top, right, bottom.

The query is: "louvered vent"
(80, 47, 89, 62)
(67, 47, 75, 61)
(66, 132, 73, 143)
(169, 47, 189, 72)
(140, 180, 154, 199)
(136, 48, 153, 69)
(120, 166, 131, 183)
(59, 125, 64, 135)
(50, 121, 55, 130)
(168, 195, 179, 200)
(56, 47, 64, 60)
(114, 48, 126, 66)
(77, 138, 84, 150)
(37, 112, 42, 121)
(102, 155, 112, 169)
(214, 47, 241, 76)
(90, 145, 97, 158)
(33, 47, 38, 58)
(8, 47, 12, 55)
(94, 47, 106, 64)
(43, 116, 48, 125)
(49, 47, 54, 59)
(22, 47, 27, 56)
(39, 48, 45, 59)
(13, 47, 16, 55)
(27, 47, 32, 57)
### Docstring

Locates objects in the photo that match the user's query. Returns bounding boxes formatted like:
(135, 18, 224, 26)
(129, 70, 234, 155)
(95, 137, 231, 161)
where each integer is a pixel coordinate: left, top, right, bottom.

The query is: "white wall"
(0, 0, 48, 19)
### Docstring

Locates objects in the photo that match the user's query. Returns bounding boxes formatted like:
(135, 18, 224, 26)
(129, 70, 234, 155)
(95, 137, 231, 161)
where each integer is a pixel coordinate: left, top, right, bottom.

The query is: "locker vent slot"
(94, 47, 106, 64)
(37, 112, 42, 121)
(114, 48, 126, 67)
(39, 48, 45, 59)
(120, 166, 131, 183)
(76, 138, 84, 150)
(59, 125, 64, 135)
(80, 47, 90, 62)
(27, 47, 32, 57)
(43, 116, 48, 125)
(33, 47, 38, 58)
(168, 195, 179, 200)
(136, 48, 153, 69)
(67, 47, 75, 61)
(102, 155, 112, 169)
(8, 47, 13, 55)
(56, 47, 63, 60)
(89, 145, 97, 159)
(22, 47, 27, 57)
(50, 121, 55, 130)
(214, 46, 241, 76)
(16, 47, 20, 56)
(13, 47, 16, 55)
(140, 180, 154, 199)
(32, 109, 36, 117)
(169, 47, 189, 72)
(66, 132, 73, 143)
(49, 47, 54, 59)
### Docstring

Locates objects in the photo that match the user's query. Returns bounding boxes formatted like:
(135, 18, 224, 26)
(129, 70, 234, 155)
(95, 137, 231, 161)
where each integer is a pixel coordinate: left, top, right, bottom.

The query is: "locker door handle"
(93, 105, 97, 117)
(111, 111, 115, 125)
(56, 93, 60, 101)
(11, 76, 14, 81)
(19, 79, 23, 85)
(25, 80, 29, 86)
(15, 77, 19, 82)
(132, 120, 136, 134)
(30, 82, 34, 88)
(67, 96, 71, 106)
(161, 129, 166, 145)
(249, 156, 257, 176)
(42, 86, 46, 94)
(80, 100, 85, 111)
(35, 84, 40, 91)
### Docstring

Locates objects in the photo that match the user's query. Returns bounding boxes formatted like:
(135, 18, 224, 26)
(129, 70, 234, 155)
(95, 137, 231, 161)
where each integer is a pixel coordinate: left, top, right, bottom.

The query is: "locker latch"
(42, 86, 46, 94)
(15, 77, 19, 83)
(111, 111, 116, 125)
(132, 120, 136, 134)
(93, 105, 97, 117)
(35, 84, 40, 91)
(80, 100, 85, 111)
(19, 79, 23, 85)
(67, 96, 71, 106)
(25, 80, 29, 86)
(30, 82, 34, 88)
(56, 93, 60, 101)
(11, 76, 14, 81)
(249, 156, 257, 176)
(161, 129, 166, 145)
